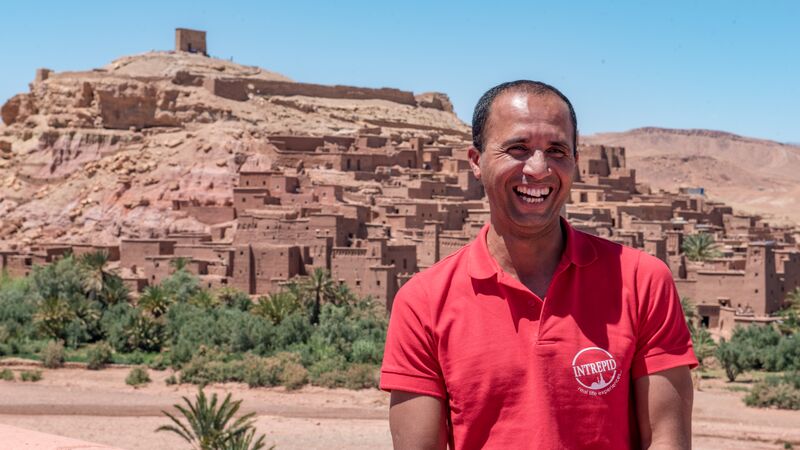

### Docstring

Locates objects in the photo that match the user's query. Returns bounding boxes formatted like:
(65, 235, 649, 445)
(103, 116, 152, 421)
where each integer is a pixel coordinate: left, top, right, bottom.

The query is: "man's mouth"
(513, 186, 552, 204)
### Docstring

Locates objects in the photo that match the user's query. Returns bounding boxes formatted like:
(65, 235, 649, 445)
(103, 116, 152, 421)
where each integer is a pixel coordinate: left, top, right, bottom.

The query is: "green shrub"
(744, 372, 800, 410)
(86, 341, 113, 370)
(41, 340, 65, 368)
(126, 366, 151, 387)
(716, 338, 747, 382)
(310, 363, 379, 389)
(148, 352, 171, 371)
(20, 370, 42, 382)
(0, 368, 13, 381)
(165, 374, 178, 385)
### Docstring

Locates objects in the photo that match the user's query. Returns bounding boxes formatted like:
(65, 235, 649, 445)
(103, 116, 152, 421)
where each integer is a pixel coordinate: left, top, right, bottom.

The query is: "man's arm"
(389, 391, 447, 450)
(634, 365, 693, 449)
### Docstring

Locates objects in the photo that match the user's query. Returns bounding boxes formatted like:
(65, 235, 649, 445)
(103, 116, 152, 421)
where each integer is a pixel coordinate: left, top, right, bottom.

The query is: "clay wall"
(386, 245, 418, 273)
(233, 187, 273, 212)
(175, 28, 207, 55)
(644, 238, 668, 264)
(724, 215, 756, 235)
(142, 256, 174, 286)
(205, 78, 417, 106)
(239, 172, 274, 187)
(232, 245, 254, 294)
(120, 239, 176, 272)
(776, 251, 800, 301)
(279, 191, 317, 208)
(252, 244, 303, 294)
(313, 185, 343, 204)
(6, 255, 31, 278)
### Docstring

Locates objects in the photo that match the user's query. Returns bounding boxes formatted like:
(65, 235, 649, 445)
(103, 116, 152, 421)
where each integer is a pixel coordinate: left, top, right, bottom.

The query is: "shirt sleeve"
(380, 277, 447, 399)
(631, 252, 698, 379)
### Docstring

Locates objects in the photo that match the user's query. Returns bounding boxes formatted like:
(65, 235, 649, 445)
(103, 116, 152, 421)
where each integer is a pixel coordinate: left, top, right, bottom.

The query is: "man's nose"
(522, 149, 549, 179)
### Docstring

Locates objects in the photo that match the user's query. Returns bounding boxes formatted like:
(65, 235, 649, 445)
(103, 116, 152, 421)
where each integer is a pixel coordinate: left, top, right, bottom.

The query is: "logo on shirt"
(572, 346, 621, 396)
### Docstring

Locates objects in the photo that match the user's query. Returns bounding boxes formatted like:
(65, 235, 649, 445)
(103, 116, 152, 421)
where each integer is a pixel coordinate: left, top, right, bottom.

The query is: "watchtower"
(175, 28, 207, 56)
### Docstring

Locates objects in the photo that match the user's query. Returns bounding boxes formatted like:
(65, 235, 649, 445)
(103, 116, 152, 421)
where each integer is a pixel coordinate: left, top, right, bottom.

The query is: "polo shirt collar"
(467, 217, 597, 280)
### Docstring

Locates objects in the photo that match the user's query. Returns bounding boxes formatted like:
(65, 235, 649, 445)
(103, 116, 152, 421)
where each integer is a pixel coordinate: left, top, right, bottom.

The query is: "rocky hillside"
(0, 51, 469, 248)
(583, 128, 800, 225)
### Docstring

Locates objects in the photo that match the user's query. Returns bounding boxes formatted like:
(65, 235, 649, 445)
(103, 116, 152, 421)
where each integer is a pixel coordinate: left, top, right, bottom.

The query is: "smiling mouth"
(514, 186, 552, 204)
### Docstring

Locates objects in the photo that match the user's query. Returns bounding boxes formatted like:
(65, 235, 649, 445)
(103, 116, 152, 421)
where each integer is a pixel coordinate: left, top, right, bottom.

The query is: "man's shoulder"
(574, 228, 672, 276)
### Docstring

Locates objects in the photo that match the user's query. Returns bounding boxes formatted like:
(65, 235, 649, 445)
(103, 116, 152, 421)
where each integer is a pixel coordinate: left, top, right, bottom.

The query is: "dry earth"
(583, 128, 800, 225)
(0, 362, 798, 449)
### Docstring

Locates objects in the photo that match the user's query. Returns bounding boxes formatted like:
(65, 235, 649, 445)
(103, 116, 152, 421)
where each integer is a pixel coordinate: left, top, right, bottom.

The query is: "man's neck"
(486, 220, 566, 298)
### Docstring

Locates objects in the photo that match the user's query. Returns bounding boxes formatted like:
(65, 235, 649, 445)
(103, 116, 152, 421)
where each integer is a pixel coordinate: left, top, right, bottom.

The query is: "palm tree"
(682, 233, 721, 262)
(170, 257, 190, 272)
(190, 290, 219, 309)
(252, 292, 299, 325)
(101, 274, 130, 305)
(34, 296, 76, 340)
(783, 287, 800, 313)
(157, 389, 267, 450)
(304, 268, 334, 324)
(139, 285, 170, 318)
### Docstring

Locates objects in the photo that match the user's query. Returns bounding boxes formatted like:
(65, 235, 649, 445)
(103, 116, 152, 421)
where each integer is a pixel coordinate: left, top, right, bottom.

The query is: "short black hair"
(471, 80, 578, 154)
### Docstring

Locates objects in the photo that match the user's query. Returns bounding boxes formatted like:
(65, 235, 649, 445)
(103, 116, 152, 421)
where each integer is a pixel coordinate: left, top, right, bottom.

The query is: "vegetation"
(744, 372, 800, 410)
(86, 341, 114, 370)
(0, 368, 13, 381)
(0, 253, 385, 390)
(126, 366, 151, 387)
(157, 389, 268, 450)
(41, 340, 65, 369)
(19, 369, 42, 382)
(681, 297, 717, 368)
(681, 233, 721, 261)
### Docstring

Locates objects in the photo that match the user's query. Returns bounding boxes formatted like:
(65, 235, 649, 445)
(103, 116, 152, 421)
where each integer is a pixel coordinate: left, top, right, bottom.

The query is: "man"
(380, 80, 697, 449)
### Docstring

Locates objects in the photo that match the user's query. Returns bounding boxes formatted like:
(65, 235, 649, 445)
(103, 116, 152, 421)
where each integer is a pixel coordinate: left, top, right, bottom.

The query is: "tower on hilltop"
(175, 28, 207, 56)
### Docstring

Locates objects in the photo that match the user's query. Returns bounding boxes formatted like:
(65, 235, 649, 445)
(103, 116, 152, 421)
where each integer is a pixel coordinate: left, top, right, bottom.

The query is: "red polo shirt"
(381, 221, 697, 449)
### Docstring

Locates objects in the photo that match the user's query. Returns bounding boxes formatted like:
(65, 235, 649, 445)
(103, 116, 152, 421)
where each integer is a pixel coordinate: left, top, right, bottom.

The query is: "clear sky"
(2, 1, 798, 143)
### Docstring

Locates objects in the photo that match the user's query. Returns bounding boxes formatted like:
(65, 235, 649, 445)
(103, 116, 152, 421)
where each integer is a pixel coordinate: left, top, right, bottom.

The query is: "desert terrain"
(0, 361, 798, 449)
(583, 128, 800, 225)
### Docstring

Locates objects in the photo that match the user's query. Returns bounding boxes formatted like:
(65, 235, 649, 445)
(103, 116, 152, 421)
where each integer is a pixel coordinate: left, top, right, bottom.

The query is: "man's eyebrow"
(499, 136, 529, 147)
(499, 137, 569, 147)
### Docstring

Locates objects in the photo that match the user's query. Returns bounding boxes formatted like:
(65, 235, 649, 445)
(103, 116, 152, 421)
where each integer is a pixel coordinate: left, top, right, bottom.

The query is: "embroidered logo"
(572, 346, 621, 396)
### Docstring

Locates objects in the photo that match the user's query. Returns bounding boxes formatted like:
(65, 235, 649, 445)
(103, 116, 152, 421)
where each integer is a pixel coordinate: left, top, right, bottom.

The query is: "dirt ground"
(0, 362, 798, 449)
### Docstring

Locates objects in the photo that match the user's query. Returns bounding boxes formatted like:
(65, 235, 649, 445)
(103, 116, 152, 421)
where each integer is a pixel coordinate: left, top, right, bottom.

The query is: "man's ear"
(468, 146, 482, 180)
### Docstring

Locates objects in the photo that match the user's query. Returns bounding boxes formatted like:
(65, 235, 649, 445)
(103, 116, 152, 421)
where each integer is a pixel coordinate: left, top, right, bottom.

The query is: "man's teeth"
(516, 186, 551, 198)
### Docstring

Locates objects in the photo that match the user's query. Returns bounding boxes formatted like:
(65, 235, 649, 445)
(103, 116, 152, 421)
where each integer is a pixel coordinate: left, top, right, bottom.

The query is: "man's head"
(472, 80, 578, 155)
(468, 81, 578, 238)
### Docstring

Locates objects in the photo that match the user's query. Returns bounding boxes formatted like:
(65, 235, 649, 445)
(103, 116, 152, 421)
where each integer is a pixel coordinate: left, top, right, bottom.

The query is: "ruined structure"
(175, 28, 207, 56)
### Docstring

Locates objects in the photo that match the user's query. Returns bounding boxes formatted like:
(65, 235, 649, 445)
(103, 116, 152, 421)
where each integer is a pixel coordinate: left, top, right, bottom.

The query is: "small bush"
(86, 342, 113, 370)
(126, 367, 151, 387)
(165, 374, 178, 385)
(744, 372, 800, 410)
(41, 340, 65, 369)
(0, 368, 14, 381)
(148, 352, 171, 371)
(20, 370, 42, 382)
(310, 360, 378, 389)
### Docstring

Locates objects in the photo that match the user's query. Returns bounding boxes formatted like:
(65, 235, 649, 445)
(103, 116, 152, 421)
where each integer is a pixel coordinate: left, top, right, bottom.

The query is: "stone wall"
(204, 77, 417, 106)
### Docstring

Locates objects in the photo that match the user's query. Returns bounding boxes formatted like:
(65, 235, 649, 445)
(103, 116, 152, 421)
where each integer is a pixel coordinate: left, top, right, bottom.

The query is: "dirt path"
(0, 363, 798, 449)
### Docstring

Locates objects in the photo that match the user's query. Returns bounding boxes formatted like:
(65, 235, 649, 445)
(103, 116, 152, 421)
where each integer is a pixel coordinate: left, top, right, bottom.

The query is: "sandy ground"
(0, 362, 799, 449)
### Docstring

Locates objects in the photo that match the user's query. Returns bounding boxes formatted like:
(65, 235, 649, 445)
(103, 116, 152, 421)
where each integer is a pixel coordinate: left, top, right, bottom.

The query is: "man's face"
(468, 90, 577, 238)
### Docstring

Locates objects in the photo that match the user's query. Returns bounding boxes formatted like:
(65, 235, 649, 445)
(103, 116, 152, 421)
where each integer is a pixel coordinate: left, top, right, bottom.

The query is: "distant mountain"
(583, 127, 800, 225)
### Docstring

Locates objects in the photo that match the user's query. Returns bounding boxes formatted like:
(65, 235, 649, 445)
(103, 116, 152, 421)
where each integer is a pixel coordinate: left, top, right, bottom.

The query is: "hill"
(583, 127, 800, 225)
(0, 51, 468, 247)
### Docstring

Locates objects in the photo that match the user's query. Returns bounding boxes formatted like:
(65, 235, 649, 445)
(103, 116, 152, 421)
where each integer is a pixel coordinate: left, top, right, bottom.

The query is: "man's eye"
(547, 147, 567, 157)
(507, 146, 527, 155)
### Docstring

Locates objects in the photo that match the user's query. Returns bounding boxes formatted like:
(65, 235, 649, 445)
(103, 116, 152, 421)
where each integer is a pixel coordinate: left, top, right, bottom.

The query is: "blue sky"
(2, 1, 798, 143)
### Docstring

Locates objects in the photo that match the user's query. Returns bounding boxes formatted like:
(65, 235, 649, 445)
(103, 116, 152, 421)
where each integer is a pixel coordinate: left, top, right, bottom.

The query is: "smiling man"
(380, 80, 697, 449)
